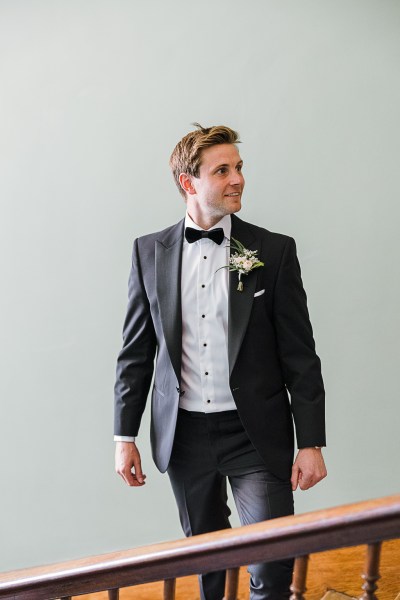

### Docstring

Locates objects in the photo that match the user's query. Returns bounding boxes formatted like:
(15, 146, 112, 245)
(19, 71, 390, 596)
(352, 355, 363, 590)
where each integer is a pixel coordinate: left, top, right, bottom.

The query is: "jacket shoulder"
(134, 219, 184, 251)
(233, 215, 294, 248)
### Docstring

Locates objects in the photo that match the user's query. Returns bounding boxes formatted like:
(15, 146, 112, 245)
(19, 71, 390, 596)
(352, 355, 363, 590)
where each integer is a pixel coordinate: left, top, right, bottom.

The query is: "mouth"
(225, 192, 241, 197)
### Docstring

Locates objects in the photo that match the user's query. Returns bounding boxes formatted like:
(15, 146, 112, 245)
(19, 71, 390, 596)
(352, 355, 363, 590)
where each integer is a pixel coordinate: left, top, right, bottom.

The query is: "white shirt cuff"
(114, 435, 136, 443)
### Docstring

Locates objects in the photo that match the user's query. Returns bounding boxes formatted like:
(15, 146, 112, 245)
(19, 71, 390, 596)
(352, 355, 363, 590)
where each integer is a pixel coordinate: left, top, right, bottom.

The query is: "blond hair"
(169, 123, 241, 198)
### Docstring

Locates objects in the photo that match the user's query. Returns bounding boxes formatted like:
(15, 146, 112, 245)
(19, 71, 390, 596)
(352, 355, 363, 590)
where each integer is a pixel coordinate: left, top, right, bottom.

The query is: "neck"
(187, 211, 226, 231)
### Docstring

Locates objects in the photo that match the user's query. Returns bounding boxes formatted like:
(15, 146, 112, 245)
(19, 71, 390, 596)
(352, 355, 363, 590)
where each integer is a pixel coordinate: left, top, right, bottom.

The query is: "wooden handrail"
(0, 495, 399, 600)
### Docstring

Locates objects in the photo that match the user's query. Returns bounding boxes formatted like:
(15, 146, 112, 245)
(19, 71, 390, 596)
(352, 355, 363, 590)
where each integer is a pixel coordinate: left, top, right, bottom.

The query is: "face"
(183, 143, 245, 221)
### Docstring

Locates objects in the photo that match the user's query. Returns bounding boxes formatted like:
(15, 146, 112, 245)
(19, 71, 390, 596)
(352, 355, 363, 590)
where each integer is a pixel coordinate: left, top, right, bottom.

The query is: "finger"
(302, 469, 327, 489)
(115, 458, 146, 486)
(291, 464, 300, 491)
(115, 462, 135, 486)
(132, 456, 144, 484)
(128, 473, 147, 487)
(120, 470, 147, 487)
(299, 479, 311, 490)
(299, 472, 315, 490)
(121, 468, 136, 486)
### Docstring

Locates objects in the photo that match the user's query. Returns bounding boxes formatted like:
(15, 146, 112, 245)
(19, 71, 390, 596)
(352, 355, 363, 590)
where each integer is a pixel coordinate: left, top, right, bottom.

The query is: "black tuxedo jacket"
(114, 214, 325, 479)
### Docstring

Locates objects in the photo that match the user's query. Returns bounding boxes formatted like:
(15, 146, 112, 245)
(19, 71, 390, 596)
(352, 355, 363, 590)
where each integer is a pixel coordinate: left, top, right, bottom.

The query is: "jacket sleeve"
(114, 238, 157, 437)
(273, 236, 326, 448)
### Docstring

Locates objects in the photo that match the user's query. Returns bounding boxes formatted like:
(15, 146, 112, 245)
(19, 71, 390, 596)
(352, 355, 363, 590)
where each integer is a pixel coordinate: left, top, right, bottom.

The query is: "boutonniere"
(219, 237, 264, 292)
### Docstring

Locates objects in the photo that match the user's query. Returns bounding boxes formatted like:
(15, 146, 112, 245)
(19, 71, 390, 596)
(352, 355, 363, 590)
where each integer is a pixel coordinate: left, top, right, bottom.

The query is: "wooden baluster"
(360, 542, 382, 600)
(108, 590, 119, 600)
(59, 597, 71, 600)
(164, 577, 176, 600)
(290, 555, 309, 600)
(225, 567, 239, 600)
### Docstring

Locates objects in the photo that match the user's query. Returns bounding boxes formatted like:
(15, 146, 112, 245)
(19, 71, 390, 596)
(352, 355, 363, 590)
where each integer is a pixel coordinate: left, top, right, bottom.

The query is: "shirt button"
(201, 284, 205, 288)
(203, 256, 207, 259)
(207, 399, 211, 404)
(202, 314, 205, 318)
(205, 372, 209, 375)
(203, 343, 207, 347)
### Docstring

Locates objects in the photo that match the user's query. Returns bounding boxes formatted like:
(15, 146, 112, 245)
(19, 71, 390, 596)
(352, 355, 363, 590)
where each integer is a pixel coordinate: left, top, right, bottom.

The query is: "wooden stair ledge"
(0, 496, 399, 600)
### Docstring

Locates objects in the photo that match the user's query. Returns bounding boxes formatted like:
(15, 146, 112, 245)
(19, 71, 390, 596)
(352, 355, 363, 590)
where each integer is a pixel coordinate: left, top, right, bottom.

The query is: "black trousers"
(167, 408, 294, 600)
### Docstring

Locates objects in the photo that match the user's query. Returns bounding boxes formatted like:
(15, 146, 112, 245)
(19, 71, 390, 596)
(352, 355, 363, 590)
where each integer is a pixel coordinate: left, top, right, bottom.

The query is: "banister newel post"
(360, 542, 382, 600)
(164, 577, 176, 600)
(225, 567, 239, 600)
(290, 555, 309, 600)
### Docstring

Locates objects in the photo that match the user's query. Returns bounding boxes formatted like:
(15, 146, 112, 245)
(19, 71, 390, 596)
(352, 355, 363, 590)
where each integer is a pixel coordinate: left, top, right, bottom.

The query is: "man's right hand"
(115, 441, 146, 487)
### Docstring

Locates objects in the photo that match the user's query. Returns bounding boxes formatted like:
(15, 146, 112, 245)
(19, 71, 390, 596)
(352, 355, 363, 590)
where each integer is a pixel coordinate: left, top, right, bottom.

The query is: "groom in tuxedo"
(114, 124, 327, 600)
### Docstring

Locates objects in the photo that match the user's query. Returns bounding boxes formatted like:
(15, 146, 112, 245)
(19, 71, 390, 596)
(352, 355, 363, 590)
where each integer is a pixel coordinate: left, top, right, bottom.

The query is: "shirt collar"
(184, 212, 231, 241)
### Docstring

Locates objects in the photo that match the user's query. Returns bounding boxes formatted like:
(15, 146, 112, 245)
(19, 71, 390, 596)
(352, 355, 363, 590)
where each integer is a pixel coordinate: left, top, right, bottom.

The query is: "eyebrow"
(213, 160, 243, 170)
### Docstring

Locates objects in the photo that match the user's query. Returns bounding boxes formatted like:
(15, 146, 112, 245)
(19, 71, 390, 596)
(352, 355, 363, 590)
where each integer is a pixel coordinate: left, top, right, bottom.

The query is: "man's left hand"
(291, 448, 327, 491)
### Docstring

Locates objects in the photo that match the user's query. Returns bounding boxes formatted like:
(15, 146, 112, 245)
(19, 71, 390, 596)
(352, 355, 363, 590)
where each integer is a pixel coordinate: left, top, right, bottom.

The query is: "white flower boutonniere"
(220, 237, 264, 292)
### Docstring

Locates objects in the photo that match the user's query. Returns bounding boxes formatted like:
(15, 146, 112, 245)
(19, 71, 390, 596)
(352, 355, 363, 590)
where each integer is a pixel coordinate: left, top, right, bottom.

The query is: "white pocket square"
(254, 289, 265, 298)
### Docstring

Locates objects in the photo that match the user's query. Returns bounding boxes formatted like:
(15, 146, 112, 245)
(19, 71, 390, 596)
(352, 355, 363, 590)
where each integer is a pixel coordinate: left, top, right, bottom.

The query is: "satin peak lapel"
(155, 220, 184, 384)
(228, 215, 260, 375)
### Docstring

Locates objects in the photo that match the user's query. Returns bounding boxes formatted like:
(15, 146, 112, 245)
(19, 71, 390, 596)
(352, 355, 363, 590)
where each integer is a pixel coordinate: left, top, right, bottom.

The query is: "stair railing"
(0, 494, 399, 600)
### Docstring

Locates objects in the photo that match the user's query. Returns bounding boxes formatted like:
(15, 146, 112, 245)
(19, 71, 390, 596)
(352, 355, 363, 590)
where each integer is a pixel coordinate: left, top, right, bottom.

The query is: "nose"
(231, 170, 244, 187)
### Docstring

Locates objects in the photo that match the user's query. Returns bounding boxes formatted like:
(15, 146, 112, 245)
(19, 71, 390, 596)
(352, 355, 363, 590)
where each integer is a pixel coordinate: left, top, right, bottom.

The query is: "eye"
(236, 164, 243, 172)
(216, 167, 228, 175)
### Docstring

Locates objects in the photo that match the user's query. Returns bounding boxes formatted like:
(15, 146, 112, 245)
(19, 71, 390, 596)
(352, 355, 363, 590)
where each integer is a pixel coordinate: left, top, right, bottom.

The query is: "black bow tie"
(185, 227, 225, 245)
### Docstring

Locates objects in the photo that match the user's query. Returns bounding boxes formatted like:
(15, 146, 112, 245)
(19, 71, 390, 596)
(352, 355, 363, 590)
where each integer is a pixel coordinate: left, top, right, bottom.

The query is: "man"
(114, 124, 327, 600)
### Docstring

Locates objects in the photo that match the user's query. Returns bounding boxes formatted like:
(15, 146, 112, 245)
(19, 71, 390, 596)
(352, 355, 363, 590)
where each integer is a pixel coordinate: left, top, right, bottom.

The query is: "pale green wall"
(0, 0, 399, 572)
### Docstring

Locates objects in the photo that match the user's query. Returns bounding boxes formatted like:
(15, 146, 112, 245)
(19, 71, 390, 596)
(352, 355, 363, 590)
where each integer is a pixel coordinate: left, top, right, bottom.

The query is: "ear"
(179, 173, 196, 196)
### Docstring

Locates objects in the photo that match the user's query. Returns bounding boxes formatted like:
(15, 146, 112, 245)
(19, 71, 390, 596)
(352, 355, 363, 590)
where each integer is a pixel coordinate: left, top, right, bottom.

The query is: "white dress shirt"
(114, 213, 236, 442)
(179, 213, 236, 412)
